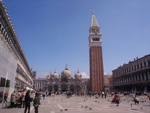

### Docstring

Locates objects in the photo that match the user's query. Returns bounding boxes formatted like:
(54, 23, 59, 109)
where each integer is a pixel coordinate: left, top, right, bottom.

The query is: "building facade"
(112, 54, 150, 92)
(104, 75, 112, 92)
(89, 12, 104, 92)
(34, 67, 89, 93)
(0, 1, 33, 97)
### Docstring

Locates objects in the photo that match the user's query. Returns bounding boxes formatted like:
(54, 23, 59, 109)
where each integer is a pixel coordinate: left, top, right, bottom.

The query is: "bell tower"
(89, 12, 104, 92)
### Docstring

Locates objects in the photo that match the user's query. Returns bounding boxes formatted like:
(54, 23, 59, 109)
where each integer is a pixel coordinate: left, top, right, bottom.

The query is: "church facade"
(34, 67, 89, 93)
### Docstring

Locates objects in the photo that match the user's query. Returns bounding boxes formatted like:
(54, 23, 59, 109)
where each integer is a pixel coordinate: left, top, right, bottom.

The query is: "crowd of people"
(1, 90, 150, 112)
(0, 90, 41, 113)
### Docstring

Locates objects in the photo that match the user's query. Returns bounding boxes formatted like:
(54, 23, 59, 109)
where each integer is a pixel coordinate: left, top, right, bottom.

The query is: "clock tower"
(89, 12, 104, 92)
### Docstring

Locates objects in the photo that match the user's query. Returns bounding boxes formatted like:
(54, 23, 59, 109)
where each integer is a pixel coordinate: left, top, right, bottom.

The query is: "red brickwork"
(90, 46, 104, 92)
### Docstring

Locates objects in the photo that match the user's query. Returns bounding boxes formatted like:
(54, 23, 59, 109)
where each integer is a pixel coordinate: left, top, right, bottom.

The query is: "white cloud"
(104, 72, 108, 75)
(81, 72, 89, 78)
(104, 72, 112, 75)
(36, 71, 49, 78)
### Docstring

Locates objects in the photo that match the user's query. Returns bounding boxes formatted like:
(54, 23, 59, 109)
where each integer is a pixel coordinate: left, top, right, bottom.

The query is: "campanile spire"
(89, 12, 104, 92)
(91, 11, 99, 27)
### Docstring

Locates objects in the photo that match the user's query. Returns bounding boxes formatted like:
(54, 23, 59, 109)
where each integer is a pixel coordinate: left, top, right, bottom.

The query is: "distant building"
(32, 71, 36, 80)
(0, 1, 33, 97)
(89, 12, 104, 92)
(112, 54, 150, 92)
(104, 75, 112, 92)
(34, 67, 89, 93)
(108, 75, 113, 92)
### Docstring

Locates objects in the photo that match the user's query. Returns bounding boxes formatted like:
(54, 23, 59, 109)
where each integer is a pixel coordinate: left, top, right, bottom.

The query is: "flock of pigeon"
(53, 94, 150, 112)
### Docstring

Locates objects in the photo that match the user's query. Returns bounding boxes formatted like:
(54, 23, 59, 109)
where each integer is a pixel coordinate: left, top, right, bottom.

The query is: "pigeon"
(89, 108, 92, 110)
(85, 106, 88, 108)
(60, 109, 63, 112)
(65, 109, 68, 111)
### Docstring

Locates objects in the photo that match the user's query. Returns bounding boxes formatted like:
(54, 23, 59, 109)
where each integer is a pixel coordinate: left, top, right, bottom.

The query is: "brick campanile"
(89, 12, 104, 92)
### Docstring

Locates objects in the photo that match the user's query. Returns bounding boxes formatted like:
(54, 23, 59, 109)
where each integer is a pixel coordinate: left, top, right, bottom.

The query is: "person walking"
(115, 92, 120, 106)
(24, 90, 32, 113)
(33, 92, 41, 113)
(20, 90, 25, 108)
(4, 91, 8, 103)
(104, 91, 107, 99)
(102, 91, 104, 98)
(43, 92, 45, 100)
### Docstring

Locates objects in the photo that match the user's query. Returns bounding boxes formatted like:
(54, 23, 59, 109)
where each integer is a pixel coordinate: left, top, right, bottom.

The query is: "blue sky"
(3, 0, 150, 78)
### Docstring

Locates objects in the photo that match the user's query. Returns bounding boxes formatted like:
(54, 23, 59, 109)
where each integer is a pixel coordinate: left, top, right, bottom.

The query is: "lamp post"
(2, 72, 8, 108)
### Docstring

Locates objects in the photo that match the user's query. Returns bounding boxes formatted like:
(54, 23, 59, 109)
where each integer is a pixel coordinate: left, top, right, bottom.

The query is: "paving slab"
(0, 95, 150, 113)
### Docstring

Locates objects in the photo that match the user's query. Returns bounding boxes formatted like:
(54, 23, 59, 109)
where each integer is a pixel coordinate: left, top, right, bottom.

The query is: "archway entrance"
(70, 85, 74, 92)
(54, 85, 58, 92)
(61, 77, 68, 83)
(48, 85, 52, 92)
(61, 83, 68, 92)
(76, 85, 81, 92)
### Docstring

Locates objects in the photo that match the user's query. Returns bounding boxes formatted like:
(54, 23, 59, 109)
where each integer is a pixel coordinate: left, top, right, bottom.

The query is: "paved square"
(1, 95, 150, 113)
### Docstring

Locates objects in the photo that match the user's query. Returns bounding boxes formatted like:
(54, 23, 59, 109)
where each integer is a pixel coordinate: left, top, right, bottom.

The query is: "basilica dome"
(61, 67, 71, 78)
(46, 75, 50, 79)
(75, 71, 82, 79)
(52, 71, 59, 78)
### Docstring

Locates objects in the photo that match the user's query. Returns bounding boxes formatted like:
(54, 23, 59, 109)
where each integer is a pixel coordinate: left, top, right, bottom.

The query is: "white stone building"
(0, 1, 33, 98)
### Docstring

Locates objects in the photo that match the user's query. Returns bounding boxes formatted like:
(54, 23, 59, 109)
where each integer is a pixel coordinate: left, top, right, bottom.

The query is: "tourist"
(148, 92, 150, 106)
(0, 91, 3, 103)
(104, 91, 107, 98)
(33, 92, 40, 113)
(102, 91, 104, 98)
(21, 90, 26, 108)
(115, 92, 120, 106)
(43, 92, 46, 100)
(98, 92, 101, 97)
(24, 90, 32, 113)
(10, 91, 17, 108)
(133, 96, 139, 104)
(4, 91, 8, 103)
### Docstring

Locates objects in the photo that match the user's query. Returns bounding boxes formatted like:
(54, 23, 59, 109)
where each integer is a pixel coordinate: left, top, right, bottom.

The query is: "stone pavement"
(0, 95, 150, 113)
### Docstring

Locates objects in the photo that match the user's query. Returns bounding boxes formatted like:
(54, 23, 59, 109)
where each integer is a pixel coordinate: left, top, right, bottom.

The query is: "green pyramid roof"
(91, 12, 99, 27)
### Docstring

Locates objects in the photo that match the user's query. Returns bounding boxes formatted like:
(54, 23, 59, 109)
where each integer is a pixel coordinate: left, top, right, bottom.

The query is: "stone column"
(144, 73, 146, 80)
(140, 74, 143, 81)
(144, 86, 147, 92)
(135, 86, 137, 92)
(148, 72, 150, 80)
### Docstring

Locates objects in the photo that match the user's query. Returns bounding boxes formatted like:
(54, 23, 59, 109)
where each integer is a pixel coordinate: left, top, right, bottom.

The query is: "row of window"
(0, 22, 16, 53)
(113, 58, 150, 77)
(113, 72, 150, 85)
(34, 82, 45, 88)
(17, 65, 32, 85)
(0, 21, 33, 83)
